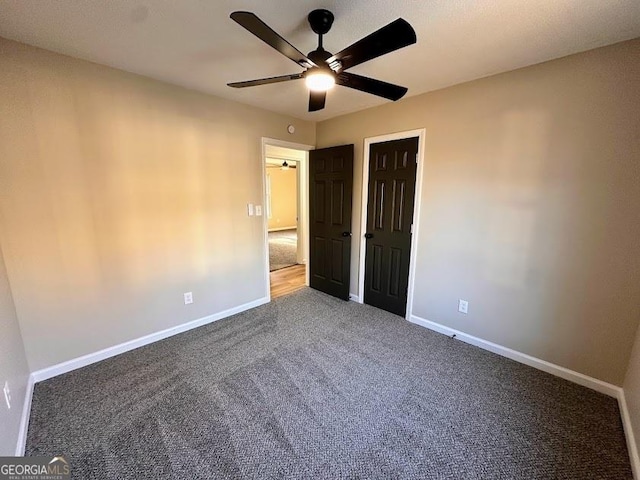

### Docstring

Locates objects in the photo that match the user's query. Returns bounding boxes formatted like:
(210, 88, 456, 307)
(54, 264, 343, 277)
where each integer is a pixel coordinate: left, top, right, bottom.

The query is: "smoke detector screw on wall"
(458, 299, 469, 314)
(184, 292, 193, 305)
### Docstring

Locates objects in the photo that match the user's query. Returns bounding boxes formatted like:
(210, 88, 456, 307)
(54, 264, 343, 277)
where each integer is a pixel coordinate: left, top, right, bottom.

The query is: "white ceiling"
(1, 0, 638, 121)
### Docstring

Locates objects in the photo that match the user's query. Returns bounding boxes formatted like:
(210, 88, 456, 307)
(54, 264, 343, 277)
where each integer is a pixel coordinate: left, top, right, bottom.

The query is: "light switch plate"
(247, 203, 254, 216)
(255, 205, 262, 216)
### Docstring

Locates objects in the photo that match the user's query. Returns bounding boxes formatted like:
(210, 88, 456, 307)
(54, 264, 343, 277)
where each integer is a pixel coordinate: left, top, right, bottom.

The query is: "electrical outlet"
(458, 299, 469, 314)
(184, 292, 193, 305)
(3, 381, 11, 410)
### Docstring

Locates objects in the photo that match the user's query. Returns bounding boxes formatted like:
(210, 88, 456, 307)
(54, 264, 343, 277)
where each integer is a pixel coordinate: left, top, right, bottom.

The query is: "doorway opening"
(261, 139, 313, 300)
(266, 157, 300, 271)
(357, 129, 426, 319)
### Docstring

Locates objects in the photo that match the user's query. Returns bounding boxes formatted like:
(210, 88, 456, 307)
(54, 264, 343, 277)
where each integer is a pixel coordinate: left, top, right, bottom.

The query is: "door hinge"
(410, 223, 414, 234)
(415, 153, 418, 164)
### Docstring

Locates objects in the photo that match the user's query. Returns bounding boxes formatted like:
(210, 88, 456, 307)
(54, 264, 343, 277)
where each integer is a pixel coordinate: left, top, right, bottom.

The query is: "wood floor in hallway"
(270, 264, 306, 299)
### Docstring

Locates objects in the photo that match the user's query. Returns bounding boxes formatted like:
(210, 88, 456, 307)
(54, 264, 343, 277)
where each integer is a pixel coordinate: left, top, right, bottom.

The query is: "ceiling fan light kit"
(227, 9, 416, 112)
(305, 70, 335, 92)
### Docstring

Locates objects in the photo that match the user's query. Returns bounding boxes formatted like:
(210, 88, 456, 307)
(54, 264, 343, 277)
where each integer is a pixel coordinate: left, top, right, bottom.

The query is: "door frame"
(261, 137, 314, 301)
(356, 129, 426, 319)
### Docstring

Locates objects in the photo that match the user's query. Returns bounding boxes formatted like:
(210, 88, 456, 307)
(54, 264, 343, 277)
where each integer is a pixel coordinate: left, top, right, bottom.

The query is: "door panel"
(313, 237, 327, 279)
(364, 137, 419, 316)
(309, 145, 354, 300)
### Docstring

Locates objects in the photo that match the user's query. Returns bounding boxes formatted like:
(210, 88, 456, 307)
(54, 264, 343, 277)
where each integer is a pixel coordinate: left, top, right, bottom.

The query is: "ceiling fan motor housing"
(308, 48, 332, 66)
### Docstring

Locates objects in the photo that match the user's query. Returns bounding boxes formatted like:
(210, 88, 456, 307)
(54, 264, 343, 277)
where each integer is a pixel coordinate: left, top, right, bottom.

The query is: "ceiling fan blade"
(230, 12, 315, 68)
(327, 18, 416, 71)
(308, 90, 326, 112)
(228, 73, 304, 88)
(336, 72, 408, 101)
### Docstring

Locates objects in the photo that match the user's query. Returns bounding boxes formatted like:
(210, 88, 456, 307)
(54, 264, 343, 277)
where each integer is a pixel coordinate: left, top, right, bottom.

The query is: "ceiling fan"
(266, 161, 296, 169)
(227, 9, 417, 112)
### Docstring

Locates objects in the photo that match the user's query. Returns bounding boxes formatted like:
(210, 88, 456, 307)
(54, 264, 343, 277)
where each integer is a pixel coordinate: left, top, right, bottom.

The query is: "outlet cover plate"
(458, 299, 469, 314)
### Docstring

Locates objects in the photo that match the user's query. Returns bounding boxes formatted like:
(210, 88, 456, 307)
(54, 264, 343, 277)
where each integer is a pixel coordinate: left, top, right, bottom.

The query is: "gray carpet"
(269, 229, 297, 271)
(26, 288, 632, 479)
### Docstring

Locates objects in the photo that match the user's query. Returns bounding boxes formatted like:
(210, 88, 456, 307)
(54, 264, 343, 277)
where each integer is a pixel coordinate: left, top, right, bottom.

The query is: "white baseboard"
(31, 296, 269, 383)
(618, 390, 640, 479)
(408, 315, 621, 398)
(349, 293, 362, 303)
(15, 374, 35, 456)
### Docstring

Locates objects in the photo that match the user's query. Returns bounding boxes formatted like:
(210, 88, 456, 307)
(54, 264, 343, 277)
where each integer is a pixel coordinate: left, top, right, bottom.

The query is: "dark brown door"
(364, 137, 419, 316)
(309, 145, 354, 300)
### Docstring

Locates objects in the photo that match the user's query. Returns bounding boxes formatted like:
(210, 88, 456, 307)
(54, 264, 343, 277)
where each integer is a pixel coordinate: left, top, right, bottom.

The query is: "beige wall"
(267, 165, 297, 231)
(0, 227, 30, 455)
(0, 38, 315, 371)
(316, 38, 640, 386)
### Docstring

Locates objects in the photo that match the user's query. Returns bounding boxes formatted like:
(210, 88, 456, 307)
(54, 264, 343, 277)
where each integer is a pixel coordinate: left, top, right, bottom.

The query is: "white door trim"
(357, 129, 426, 319)
(261, 138, 314, 298)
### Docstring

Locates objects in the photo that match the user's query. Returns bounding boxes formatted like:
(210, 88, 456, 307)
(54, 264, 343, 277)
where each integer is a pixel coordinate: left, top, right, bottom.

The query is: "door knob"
(364, 233, 374, 239)
(342, 231, 352, 237)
